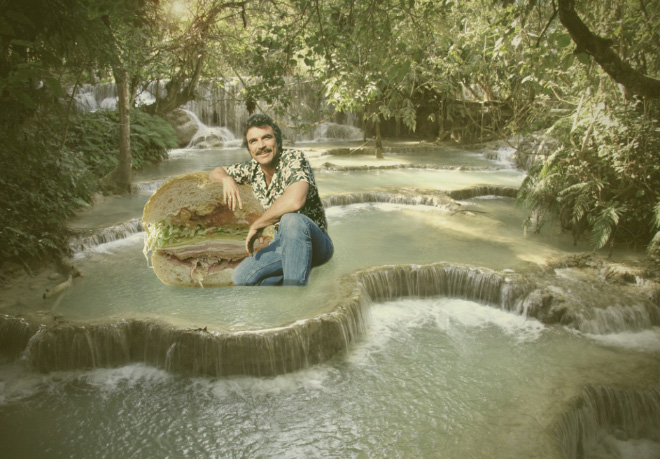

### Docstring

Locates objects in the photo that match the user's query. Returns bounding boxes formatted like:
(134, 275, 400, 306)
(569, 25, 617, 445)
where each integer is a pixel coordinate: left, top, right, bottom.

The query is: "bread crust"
(142, 172, 263, 224)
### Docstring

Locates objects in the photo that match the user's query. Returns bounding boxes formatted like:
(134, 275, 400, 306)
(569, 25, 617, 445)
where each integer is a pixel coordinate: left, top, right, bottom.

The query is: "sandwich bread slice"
(142, 172, 269, 287)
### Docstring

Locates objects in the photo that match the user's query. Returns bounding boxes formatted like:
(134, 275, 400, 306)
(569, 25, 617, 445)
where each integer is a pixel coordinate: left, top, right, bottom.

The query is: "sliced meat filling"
(163, 252, 244, 285)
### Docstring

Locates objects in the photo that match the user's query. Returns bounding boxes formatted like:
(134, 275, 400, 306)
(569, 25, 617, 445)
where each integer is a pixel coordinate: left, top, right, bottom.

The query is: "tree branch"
(557, 0, 660, 99)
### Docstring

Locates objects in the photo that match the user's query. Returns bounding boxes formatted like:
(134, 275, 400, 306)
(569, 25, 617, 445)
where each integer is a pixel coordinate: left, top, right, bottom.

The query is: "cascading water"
(73, 83, 118, 112)
(558, 385, 660, 459)
(184, 109, 241, 149)
(73, 78, 362, 143)
(1, 139, 659, 458)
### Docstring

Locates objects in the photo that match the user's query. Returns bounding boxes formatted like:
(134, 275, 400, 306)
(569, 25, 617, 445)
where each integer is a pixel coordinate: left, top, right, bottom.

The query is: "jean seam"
(245, 258, 282, 285)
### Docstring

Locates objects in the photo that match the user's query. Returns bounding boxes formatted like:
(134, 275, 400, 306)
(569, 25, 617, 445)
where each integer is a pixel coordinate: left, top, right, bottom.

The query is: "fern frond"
(649, 231, 660, 257)
(590, 206, 620, 250)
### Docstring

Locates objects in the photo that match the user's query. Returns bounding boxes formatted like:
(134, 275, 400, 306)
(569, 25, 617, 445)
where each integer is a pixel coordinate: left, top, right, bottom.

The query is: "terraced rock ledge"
(2, 258, 658, 377)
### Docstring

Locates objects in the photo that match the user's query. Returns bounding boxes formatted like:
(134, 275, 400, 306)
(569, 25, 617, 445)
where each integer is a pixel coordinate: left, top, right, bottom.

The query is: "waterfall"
(321, 188, 519, 211)
(184, 109, 240, 149)
(316, 162, 500, 172)
(355, 264, 660, 334)
(2, 263, 658, 377)
(571, 303, 660, 334)
(482, 145, 518, 168)
(182, 79, 362, 142)
(68, 218, 144, 255)
(0, 315, 40, 359)
(131, 179, 167, 194)
(74, 83, 118, 112)
(558, 385, 660, 459)
(532, 267, 660, 334)
(74, 91, 98, 112)
(322, 192, 459, 211)
(73, 78, 361, 141)
(448, 186, 519, 200)
(356, 264, 533, 314)
(3, 275, 370, 377)
(314, 122, 363, 141)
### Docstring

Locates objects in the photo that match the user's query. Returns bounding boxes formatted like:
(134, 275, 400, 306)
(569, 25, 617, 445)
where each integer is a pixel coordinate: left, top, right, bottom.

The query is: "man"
(209, 114, 333, 286)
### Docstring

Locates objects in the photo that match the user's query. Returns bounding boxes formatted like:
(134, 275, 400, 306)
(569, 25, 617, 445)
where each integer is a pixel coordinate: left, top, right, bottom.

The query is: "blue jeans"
(232, 213, 334, 286)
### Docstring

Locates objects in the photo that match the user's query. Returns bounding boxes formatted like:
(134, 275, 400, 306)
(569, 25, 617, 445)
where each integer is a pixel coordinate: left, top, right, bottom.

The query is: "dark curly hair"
(243, 114, 283, 152)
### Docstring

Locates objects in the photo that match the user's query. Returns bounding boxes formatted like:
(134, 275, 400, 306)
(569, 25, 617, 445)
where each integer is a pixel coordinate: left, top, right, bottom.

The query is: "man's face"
(246, 125, 278, 168)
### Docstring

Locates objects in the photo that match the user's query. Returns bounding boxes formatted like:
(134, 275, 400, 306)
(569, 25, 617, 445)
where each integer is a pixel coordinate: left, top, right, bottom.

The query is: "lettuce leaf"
(144, 221, 248, 253)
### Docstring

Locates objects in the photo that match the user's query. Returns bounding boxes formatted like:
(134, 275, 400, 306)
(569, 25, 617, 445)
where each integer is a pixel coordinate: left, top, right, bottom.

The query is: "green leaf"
(557, 34, 572, 48)
(6, 10, 34, 27)
(396, 61, 412, 83)
(15, 90, 37, 109)
(10, 39, 33, 48)
(45, 78, 66, 98)
(575, 53, 591, 65)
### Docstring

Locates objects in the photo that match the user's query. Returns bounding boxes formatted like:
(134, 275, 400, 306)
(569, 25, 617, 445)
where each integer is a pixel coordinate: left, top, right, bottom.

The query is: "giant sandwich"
(142, 172, 269, 287)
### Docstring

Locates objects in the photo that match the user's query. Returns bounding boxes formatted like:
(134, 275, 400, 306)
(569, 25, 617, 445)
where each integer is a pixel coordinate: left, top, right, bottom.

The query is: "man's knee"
(231, 263, 249, 285)
(279, 213, 309, 237)
(232, 258, 258, 285)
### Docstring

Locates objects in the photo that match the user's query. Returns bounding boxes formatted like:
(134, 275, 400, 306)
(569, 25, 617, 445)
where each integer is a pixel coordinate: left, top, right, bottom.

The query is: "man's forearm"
(252, 181, 309, 230)
(245, 181, 309, 255)
(209, 166, 230, 182)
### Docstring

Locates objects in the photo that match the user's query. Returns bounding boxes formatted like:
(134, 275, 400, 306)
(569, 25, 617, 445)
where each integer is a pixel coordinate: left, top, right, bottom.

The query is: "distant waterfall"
(74, 83, 118, 112)
(558, 385, 660, 459)
(183, 109, 240, 149)
(322, 192, 460, 211)
(74, 78, 362, 142)
(321, 188, 519, 211)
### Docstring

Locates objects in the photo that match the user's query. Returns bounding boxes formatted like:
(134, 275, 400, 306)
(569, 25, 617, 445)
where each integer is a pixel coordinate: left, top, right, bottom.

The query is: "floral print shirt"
(225, 149, 328, 232)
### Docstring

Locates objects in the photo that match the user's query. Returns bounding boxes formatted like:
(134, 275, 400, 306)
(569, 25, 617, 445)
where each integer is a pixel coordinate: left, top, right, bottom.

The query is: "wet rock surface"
(164, 108, 198, 147)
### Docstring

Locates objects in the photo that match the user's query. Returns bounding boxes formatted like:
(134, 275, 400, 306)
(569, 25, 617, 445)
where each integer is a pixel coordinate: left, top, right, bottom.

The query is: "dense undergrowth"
(0, 109, 177, 267)
(518, 96, 660, 257)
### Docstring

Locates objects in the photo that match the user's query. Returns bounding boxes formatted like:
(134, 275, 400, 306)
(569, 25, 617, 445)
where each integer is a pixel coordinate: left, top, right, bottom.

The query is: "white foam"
(348, 298, 546, 365)
(188, 366, 336, 399)
(84, 364, 171, 391)
(75, 232, 145, 258)
(0, 362, 177, 406)
(584, 327, 660, 353)
(0, 362, 50, 406)
(597, 435, 660, 459)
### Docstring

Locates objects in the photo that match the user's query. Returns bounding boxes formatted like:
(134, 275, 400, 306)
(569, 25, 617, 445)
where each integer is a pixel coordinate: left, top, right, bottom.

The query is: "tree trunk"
(103, 67, 132, 194)
(146, 51, 206, 118)
(557, 0, 660, 99)
(375, 117, 383, 159)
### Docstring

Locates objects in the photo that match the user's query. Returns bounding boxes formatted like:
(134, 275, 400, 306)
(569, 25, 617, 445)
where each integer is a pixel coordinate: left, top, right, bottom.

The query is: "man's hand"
(246, 225, 264, 257)
(222, 176, 243, 211)
(209, 167, 243, 211)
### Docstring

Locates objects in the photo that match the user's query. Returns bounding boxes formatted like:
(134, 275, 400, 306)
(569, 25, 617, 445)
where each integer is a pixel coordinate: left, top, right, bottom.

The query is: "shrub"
(0, 109, 177, 264)
(66, 109, 178, 177)
(518, 98, 660, 256)
(0, 124, 96, 262)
